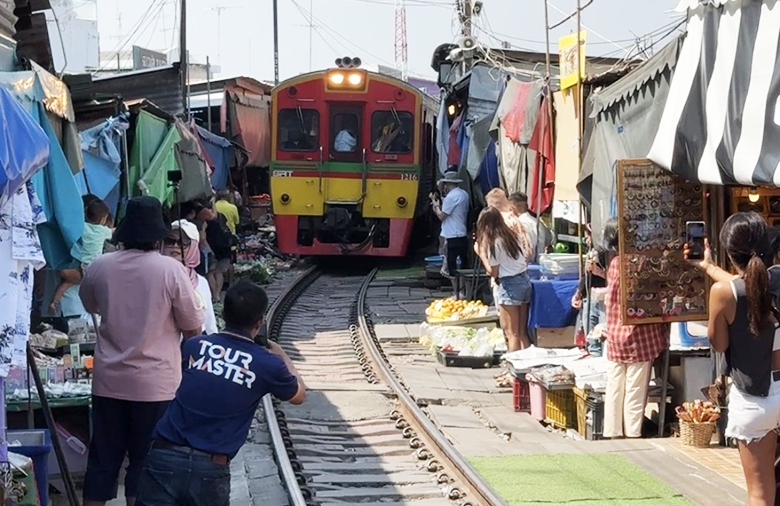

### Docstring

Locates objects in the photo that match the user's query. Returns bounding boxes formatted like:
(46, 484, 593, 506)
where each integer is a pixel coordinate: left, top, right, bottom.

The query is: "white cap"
(171, 219, 199, 242)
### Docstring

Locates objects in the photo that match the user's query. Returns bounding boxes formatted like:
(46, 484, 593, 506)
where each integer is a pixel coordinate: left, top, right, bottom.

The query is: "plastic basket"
(680, 421, 715, 447)
(574, 388, 588, 435)
(513, 377, 531, 413)
(545, 388, 576, 429)
(574, 388, 605, 440)
(586, 397, 605, 441)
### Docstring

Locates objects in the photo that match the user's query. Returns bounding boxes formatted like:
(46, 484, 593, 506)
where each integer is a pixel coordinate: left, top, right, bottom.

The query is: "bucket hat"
(115, 196, 169, 244)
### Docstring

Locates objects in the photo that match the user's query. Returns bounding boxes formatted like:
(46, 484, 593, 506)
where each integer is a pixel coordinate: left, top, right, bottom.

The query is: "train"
(270, 58, 438, 257)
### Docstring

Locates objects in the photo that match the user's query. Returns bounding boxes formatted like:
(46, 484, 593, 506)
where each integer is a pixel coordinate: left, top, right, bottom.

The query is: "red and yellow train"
(270, 59, 437, 257)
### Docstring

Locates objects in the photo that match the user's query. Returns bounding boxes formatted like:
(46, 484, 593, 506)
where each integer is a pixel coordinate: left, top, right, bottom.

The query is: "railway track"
(260, 267, 508, 506)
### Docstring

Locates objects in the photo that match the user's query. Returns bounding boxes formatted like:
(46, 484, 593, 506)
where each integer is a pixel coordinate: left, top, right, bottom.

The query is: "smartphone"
(686, 221, 706, 260)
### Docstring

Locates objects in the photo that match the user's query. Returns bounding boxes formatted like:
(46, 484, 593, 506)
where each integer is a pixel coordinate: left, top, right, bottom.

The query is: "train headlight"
(348, 72, 363, 86)
(280, 193, 291, 204)
(397, 196, 408, 208)
(329, 73, 345, 85)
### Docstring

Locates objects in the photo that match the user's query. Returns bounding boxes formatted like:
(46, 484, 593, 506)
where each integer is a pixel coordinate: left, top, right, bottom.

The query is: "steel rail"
(262, 265, 320, 506)
(356, 267, 510, 506)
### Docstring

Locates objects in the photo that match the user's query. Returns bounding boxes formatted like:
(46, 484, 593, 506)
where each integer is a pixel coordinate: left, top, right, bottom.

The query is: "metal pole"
(463, 0, 473, 71)
(207, 56, 212, 132)
(181, 0, 188, 115)
(577, 0, 584, 269)
(309, 0, 313, 71)
(273, 0, 280, 85)
(538, 0, 554, 258)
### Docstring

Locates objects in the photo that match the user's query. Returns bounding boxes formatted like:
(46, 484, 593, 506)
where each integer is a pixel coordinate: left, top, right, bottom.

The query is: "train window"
(332, 113, 360, 153)
(371, 110, 413, 153)
(278, 108, 319, 151)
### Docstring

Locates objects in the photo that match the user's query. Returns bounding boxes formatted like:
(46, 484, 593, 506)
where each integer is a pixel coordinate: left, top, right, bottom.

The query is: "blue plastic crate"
(8, 429, 51, 505)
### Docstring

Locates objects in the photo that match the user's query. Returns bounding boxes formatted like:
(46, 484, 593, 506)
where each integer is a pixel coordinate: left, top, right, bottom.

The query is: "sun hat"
(115, 196, 169, 244)
(440, 170, 463, 184)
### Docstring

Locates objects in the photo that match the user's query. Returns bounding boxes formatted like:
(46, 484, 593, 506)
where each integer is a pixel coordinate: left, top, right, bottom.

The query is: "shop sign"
(559, 31, 587, 91)
(132, 46, 168, 70)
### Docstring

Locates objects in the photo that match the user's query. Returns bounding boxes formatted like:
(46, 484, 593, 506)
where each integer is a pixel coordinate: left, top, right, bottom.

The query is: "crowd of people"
(429, 169, 545, 354)
(45, 191, 306, 506)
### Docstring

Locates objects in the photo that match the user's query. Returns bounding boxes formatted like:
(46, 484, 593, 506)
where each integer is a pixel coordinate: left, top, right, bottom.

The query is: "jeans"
(135, 448, 231, 506)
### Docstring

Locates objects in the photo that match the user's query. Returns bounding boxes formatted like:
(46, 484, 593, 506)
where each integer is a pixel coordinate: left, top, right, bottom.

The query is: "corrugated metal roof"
(13, 5, 53, 72)
(89, 63, 183, 116)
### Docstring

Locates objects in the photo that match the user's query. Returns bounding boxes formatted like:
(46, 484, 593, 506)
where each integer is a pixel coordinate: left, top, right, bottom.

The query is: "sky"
(92, 0, 685, 82)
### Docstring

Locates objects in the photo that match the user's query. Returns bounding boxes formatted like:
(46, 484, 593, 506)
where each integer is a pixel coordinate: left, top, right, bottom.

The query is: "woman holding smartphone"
(689, 212, 780, 506)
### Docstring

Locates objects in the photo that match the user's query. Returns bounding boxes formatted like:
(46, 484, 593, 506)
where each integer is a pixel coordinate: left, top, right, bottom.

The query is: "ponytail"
(744, 253, 772, 336)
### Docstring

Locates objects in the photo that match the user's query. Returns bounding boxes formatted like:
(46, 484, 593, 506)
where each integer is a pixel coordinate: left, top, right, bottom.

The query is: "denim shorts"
(493, 272, 532, 306)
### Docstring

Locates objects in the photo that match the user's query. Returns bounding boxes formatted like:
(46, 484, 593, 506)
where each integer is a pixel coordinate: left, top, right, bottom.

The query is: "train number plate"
(272, 170, 294, 178)
(400, 173, 419, 181)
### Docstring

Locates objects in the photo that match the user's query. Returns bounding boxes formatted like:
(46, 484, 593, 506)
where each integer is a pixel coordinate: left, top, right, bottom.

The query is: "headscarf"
(169, 219, 200, 289)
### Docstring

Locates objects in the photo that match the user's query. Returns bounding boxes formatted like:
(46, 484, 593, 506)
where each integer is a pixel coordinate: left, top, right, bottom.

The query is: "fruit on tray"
(675, 399, 720, 423)
(425, 298, 487, 321)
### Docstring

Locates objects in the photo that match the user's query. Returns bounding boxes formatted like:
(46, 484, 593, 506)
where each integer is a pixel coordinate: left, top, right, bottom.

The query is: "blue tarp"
(75, 114, 129, 216)
(196, 125, 232, 191)
(528, 278, 579, 329)
(0, 87, 50, 208)
(31, 103, 85, 271)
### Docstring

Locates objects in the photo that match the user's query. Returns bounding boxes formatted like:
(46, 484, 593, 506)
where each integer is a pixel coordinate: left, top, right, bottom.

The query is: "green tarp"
(129, 110, 211, 206)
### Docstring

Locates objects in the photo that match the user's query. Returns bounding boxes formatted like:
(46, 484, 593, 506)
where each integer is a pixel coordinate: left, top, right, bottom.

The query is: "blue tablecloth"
(528, 279, 579, 329)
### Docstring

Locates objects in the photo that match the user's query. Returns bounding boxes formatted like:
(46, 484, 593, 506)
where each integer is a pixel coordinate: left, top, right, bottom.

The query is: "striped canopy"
(649, 0, 780, 186)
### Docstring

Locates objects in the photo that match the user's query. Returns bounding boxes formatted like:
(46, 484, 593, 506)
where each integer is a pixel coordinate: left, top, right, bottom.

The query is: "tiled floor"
(665, 439, 746, 491)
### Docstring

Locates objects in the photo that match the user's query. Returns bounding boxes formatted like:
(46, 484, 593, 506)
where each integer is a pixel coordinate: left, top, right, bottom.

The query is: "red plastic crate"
(512, 377, 531, 413)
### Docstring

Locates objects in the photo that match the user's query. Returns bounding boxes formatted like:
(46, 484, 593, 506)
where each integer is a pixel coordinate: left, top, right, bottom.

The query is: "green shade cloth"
(470, 454, 694, 506)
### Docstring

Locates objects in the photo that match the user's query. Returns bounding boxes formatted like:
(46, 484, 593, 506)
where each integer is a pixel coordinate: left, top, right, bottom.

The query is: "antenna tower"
(394, 0, 408, 81)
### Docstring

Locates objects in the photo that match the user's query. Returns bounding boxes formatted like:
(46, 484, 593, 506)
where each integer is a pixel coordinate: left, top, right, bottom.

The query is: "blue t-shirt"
(154, 332, 299, 458)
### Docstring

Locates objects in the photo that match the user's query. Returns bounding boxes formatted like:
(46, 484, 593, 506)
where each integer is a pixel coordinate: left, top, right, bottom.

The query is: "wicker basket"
(680, 421, 715, 447)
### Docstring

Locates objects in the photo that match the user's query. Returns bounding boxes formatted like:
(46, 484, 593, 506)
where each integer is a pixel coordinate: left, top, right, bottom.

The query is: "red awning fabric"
(225, 91, 271, 168)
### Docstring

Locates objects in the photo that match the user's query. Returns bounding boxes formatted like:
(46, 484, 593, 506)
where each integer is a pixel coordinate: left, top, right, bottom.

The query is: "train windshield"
(371, 110, 413, 153)
(278, 108, 319, 151)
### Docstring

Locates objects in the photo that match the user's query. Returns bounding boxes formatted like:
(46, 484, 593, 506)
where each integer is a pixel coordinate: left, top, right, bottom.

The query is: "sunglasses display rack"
(616, 159, 709, 325)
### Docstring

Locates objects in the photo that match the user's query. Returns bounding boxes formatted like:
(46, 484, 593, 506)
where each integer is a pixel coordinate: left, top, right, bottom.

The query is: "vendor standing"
(79, 196, 205, 506)
(430, 169, 469, 299)
(596, 218, 669, 439)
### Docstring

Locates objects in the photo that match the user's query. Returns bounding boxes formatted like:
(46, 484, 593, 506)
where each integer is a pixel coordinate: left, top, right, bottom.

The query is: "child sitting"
(49, 196, 113, 314)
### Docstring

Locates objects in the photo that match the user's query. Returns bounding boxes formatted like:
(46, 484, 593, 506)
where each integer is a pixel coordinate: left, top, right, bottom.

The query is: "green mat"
(470, 454, 694, 506)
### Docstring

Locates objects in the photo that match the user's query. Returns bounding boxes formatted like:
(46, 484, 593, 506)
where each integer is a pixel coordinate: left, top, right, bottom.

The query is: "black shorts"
(445, 236, 469, 277)
(83, 396, 170, 501)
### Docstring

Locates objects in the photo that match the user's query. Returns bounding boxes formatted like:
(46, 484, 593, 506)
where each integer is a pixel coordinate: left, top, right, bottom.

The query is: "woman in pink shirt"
(79, 197, 204, 506)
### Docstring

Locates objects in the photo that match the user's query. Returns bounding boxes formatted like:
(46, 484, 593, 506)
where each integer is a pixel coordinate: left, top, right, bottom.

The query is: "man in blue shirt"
(135, 281, 305, 506)
(430, 169, 470, 298)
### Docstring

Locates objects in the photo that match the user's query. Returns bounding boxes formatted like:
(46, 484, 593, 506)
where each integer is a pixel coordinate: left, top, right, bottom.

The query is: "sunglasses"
(164, 236, 191, 247)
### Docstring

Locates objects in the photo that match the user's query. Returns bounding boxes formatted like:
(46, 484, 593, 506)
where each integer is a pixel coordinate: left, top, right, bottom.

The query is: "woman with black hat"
(79, 196, 205, 506)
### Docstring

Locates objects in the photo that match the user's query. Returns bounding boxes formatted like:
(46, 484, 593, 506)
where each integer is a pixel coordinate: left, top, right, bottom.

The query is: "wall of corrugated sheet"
(90, 64, 184, 117)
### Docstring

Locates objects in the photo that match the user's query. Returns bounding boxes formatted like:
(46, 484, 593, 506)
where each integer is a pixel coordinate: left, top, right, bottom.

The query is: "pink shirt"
(80, 249, 205, 402)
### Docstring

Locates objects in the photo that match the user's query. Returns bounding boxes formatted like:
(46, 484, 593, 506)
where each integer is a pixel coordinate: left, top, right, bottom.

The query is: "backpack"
(207, 214, 233, 258)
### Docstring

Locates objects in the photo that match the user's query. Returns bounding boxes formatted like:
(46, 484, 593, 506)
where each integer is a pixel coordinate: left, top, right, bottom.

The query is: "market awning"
(649, 0, 780, 186)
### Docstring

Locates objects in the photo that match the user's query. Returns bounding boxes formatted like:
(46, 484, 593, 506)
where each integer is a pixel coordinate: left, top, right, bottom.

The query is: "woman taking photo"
(475, 207, 532, 351)
(693, 212, 780, 506)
